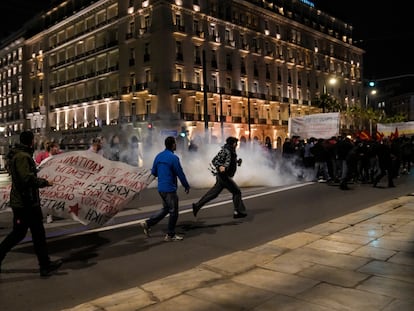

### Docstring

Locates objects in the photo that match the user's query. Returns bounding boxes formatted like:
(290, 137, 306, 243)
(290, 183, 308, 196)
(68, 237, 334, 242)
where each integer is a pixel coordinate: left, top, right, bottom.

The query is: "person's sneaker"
(140, 222, 151, 237)
(192, 203, 200, 217)
(46, 214, 53, 224)
(164, 234, 183, 242)
(233, 212, 247, 219)
(40, 259, 63, 277)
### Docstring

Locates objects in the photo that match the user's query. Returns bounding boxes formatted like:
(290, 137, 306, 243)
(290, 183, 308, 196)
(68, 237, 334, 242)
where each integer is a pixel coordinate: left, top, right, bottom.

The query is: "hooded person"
(0, 130, 62, 277)
(192, 136, 247, 219)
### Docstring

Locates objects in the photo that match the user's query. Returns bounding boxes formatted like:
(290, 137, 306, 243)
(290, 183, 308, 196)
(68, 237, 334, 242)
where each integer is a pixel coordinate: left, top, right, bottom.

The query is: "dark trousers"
(0, 206, 50, 268)
(374, 164, 394, 187)
(195, 174, 246, 214)
(147, 192, 179, 237)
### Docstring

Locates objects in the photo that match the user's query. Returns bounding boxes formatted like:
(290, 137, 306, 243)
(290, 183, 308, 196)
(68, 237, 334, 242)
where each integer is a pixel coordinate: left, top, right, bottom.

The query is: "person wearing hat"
(192, 136, 247, 219)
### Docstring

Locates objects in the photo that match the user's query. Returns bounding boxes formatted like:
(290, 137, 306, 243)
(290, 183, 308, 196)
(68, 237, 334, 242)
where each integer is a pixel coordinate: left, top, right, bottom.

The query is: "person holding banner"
(141, 136, 190, 241)
(0, 131, 62, 277)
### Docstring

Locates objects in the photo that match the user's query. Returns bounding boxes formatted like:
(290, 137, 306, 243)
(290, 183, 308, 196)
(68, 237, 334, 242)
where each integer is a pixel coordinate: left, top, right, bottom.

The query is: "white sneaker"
(46, 215, 53, 224)
(164, 234, 183, 242)
(140, 222, 151, 237)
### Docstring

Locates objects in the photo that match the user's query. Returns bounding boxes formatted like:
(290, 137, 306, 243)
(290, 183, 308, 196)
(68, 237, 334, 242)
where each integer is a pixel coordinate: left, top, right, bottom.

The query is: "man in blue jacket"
(141, 136, 190, 241)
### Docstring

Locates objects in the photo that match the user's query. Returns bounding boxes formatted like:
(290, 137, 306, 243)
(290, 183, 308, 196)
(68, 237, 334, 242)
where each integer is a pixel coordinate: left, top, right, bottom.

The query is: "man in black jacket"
(192, 136, 247, 219)
(0, 131, 62, 277)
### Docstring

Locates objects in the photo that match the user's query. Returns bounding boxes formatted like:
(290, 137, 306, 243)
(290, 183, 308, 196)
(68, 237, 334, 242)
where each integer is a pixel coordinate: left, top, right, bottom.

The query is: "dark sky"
(315, 0, 413, 80)
(0, 1, 412, 80)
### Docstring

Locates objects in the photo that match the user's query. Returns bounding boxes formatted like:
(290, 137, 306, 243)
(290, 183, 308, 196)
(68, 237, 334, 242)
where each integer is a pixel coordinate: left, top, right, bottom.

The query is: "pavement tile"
(141, 267, 222, 302)
(304, 222, 349, 236)
(325, 231, 376, 245)
(298, 263, 370, 287)
(188, 280, 275, 310)
(369, 237, 414, 252)
(358, 260, 414, 283)
(384, 230, 414, 242)
(306, 238, 361, 254)
(258, 252, 315, 274)
(388, 251, 414, 266)
(351, 244, 396, 260)
(266, 232, 322, 249)
(139, 294, 227, 311)
(61, 304, 99, 311)
(251, 293, 333, 311)
(330, 211, 384, 226)
(357, 275, 414, 300)
(87, 287, 155, 311)
(397, 220, 414, 233)
(381, 298, 414, 311)
(201, 250, 273, 276)
(232, 267, 319, 296)
(340, 222, 395, 238)
(247, 242, 287, 257)
(283, 247, 370, 270)
(300, 283, 393, 311)
(371, 213, 413, 225)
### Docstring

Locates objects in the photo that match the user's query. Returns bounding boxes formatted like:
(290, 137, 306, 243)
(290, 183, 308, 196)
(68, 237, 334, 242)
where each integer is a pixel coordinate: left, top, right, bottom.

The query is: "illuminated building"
(0, 0, 364, 163)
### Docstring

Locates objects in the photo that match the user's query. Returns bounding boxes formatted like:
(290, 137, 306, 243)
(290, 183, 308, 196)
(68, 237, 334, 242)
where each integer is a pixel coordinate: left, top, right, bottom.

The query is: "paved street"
(62, 193, 414, 310)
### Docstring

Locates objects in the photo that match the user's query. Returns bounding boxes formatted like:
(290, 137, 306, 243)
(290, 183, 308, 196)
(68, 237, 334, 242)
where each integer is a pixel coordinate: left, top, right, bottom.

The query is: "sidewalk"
(63, 193, 414, 311)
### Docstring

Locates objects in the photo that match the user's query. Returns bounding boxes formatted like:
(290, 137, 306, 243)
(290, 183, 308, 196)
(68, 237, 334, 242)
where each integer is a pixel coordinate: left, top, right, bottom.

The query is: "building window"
(195, 71, 201, 85)
(211, 74, 217, 92)
(194, 45, 201, 64)
(129, 48, 135, 66)
(176, 68, 182, 82)
(144, 43, 150, 62)
(145, 69, 151, 83)
(226, 77, 232, 90)
(176, 41, 183, 61)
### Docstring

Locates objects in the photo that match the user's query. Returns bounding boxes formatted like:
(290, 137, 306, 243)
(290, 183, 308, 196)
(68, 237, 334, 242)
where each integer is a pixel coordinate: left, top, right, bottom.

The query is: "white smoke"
(101, 132, 313, 189)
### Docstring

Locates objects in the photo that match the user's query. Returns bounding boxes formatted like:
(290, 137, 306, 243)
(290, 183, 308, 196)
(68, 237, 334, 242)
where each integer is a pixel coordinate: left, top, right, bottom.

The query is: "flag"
(358, 130, 371, 141)
(375, 131, 384, 142)
(0, 151, 155, 227)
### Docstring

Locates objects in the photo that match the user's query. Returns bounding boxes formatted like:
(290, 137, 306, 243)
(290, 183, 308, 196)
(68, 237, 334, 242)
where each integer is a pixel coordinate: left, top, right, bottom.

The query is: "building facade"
(0, 0, 364, 167)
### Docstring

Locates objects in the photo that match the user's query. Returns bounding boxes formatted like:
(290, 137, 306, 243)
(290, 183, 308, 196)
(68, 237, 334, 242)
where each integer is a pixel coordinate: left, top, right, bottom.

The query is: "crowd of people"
(2, 127, 413, 278)
(281, 134, 414, 190)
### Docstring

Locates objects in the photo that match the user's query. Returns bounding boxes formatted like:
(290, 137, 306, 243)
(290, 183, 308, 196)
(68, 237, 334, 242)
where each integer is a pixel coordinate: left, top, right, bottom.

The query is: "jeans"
(147, 192, 179, 237)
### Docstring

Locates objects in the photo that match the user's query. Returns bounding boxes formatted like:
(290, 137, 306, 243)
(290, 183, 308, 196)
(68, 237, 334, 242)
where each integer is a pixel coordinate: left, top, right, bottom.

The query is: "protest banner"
(289, 112, 340, 139)
(377, 121, 414, 137)
(0, 151, 155, 227)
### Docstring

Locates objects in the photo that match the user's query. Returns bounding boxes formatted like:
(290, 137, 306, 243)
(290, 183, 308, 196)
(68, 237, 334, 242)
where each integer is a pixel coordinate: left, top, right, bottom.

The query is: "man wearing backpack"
(192, 136, 247, 219)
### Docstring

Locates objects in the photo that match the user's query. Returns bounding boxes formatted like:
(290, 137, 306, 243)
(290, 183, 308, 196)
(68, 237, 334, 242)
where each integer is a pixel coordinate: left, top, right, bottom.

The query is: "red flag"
(359, 130, 371, 141)
(375, 131, 384, 142)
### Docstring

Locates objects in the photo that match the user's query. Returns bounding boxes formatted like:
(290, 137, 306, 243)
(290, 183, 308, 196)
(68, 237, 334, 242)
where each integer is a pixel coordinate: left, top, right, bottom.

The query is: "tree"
(313, 94, 342, 113)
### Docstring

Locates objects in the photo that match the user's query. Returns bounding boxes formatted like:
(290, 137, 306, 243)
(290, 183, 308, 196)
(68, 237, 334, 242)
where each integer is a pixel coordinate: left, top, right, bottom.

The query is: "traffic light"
(368, 81, 375, 87)
(147, 122, 153, 130)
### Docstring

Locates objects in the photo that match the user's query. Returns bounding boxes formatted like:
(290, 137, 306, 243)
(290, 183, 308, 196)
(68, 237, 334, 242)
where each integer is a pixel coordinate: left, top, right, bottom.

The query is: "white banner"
(289, 112, 340, 139)
(377, 121, 414, 137)
(0, 151, 155, 227)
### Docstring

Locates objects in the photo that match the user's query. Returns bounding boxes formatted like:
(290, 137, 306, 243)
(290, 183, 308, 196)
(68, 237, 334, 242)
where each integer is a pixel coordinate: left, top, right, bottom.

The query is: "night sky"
(0, 0, 412, 80)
